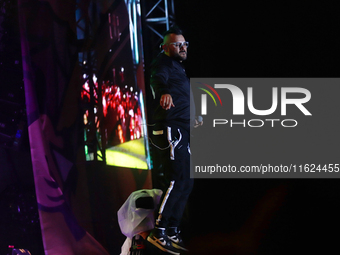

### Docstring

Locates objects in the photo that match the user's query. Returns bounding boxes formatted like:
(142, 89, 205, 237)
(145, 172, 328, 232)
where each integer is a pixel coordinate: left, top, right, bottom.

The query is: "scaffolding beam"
(143, 0, 175, 40)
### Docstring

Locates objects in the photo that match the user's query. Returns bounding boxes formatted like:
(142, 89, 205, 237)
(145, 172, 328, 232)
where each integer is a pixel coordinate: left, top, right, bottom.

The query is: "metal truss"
(143, 0, 175, 41)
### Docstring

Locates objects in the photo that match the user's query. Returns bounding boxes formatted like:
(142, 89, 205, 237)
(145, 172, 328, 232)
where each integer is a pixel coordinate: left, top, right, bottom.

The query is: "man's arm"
(150, 62, 175, 110)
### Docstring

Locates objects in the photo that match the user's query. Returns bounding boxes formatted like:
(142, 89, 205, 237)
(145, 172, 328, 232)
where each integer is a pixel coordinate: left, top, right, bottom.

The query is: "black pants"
(151, 123, 194, 228)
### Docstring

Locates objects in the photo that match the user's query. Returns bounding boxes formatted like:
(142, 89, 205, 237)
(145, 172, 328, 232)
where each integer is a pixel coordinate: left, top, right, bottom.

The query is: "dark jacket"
(150, 53, 195, 131)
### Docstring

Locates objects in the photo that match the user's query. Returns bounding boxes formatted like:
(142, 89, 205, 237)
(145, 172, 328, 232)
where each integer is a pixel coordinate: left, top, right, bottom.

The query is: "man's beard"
(175, 51, 187, 61)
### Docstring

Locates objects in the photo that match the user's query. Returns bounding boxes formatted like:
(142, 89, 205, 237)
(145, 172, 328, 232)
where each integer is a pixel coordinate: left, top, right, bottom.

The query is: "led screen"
(80, 0, 150, 169)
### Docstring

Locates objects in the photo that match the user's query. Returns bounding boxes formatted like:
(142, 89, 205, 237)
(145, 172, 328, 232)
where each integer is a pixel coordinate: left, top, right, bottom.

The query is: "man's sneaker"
(147, 227, 180, 255)
(167, 227, 188, 252)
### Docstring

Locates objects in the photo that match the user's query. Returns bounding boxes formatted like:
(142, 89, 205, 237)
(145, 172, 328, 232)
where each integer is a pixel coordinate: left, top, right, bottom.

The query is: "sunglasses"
(166, 41, 189, 48)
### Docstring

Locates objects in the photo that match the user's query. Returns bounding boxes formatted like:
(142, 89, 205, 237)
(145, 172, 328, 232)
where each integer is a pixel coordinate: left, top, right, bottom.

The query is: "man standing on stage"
(147, 26, 202, 254)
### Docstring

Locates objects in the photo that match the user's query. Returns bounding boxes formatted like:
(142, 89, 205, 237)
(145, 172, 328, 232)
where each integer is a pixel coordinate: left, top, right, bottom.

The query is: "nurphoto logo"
(196, 82, 223, 115)
(194, 79, 312, 128)
(191, 78, 340, 179)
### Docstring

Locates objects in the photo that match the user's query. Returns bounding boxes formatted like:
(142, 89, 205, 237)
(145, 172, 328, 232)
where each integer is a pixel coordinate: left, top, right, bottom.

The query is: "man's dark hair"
(162, 25, 183, 37)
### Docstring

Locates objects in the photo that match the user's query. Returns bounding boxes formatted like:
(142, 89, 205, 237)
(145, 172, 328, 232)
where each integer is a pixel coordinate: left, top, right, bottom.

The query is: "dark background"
(176, 1, 338, 78)
(171, 1, 340, 254)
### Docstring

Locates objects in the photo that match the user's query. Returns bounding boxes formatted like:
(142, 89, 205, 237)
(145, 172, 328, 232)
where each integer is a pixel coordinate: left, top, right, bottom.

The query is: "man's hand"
(160, 94, 175, 110)
(194, 116, 203, 128)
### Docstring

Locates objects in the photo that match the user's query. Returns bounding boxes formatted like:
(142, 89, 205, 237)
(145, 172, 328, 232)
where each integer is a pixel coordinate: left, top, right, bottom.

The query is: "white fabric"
(120, 237, 131, 255)
(117, 189, 163, 239)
